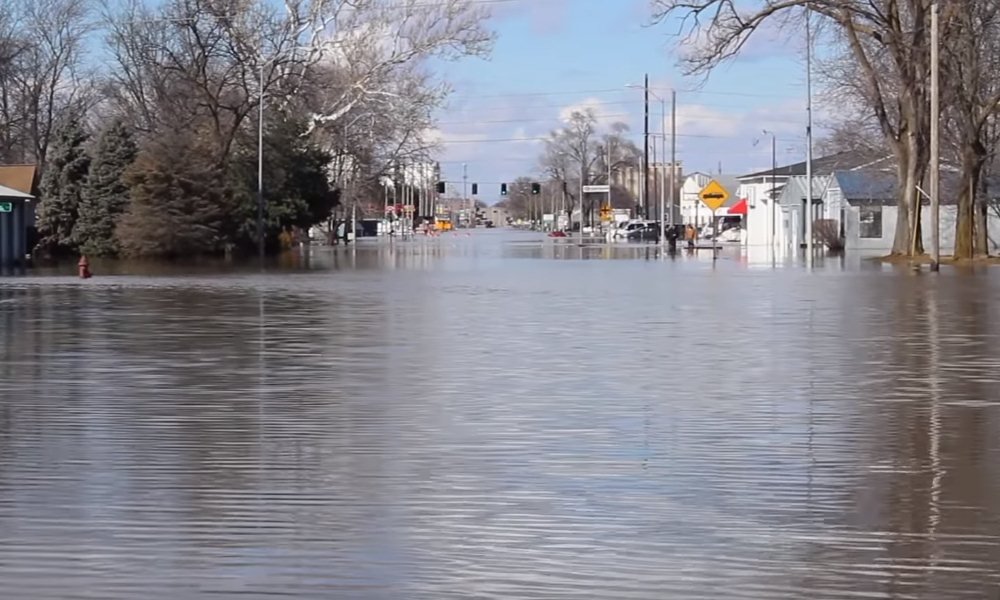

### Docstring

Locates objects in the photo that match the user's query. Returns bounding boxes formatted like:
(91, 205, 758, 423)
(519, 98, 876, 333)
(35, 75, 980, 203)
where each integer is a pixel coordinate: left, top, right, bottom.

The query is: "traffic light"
(500, 183, 507, 196)
(472, 183, 478, 195)
(436, 181, 445, 194)
(531, 182, 541, 195)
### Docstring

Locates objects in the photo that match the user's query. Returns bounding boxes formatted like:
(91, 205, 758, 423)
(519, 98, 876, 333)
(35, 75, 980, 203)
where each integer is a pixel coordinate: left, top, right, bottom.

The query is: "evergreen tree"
(35, 115, 90, 256)
(230, 118, 340, 252)
(117, 130, 235, 258)
(73, 120, 137, 257)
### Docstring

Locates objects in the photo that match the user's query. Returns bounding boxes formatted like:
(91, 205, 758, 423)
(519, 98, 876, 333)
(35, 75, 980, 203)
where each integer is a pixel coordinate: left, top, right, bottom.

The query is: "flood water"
(1, 231, 999, 599)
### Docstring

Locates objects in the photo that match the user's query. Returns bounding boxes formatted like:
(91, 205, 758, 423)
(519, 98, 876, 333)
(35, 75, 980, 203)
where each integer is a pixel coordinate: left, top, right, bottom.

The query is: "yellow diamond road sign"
(699, 180, 730, 212)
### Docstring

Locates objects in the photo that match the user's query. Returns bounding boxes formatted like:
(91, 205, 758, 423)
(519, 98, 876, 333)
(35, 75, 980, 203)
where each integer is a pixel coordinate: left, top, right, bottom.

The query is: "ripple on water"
(0, 236, 999, 598)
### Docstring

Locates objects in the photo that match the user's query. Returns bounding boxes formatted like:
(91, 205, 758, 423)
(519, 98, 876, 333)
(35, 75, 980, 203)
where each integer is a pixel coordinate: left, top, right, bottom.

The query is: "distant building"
(680, 172, 712, 226)
(614, 162, 682, 220)
(482, 205, 509, 227)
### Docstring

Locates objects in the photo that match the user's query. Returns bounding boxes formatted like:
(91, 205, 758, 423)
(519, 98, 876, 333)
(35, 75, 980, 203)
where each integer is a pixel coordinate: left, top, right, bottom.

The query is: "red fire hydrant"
(78, 256, 92, 279)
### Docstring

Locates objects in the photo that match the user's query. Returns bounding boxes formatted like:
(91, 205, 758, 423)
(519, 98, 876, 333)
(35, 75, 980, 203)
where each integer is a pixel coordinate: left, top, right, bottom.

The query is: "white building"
(770, 167, 1000, 254)
(737, 151, 889, 247)
(681, 174, 743, 229)
(679, 172, 712, 226)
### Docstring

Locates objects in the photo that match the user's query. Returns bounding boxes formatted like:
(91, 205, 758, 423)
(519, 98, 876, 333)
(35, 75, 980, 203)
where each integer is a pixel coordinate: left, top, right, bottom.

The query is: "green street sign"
(0, 202, 12, 213)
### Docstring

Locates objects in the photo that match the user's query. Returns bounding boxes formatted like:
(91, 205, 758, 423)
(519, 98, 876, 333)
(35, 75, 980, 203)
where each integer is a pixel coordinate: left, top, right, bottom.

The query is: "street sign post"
(0, 202, 11, 213)
(599, 203, 612, 222)
(699, 180, 731, 261)
(698, 180, 729, 211)
(582, 185, 610, 193)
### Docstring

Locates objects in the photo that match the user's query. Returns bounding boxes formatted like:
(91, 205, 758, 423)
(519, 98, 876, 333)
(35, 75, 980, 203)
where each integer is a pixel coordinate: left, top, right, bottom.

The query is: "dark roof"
(739, 151, 887, 180)
(834, 170, 897, 202)
(833, 168, 997, 205)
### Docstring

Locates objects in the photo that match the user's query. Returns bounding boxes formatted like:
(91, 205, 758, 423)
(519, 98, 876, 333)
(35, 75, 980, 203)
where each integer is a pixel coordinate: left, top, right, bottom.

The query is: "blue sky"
(428, 0, 823, 203)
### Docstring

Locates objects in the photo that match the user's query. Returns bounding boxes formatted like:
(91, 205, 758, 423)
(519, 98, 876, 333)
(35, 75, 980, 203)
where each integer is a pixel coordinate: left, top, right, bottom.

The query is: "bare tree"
(938, 0, 1000, 258)
(103, 0, 490, 208)
(496, 176, 534, 220)
(103, 0, 303, 163)
(652, 0, 933, 256)
(541, 110, 600, 226)
(539, 111, 641, 226)
(596, 122, 642, 211)
(0, 0, 91, 168)
(285, 0, 494, 133)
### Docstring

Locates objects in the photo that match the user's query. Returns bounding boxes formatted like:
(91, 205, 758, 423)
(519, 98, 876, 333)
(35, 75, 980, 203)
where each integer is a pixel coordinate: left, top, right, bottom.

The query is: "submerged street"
(1, 231, 999, 599)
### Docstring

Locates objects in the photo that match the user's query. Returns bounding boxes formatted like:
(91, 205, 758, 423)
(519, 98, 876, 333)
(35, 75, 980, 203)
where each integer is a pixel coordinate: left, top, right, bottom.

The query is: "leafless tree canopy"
(0, 0, 91, 166)
(654, 0, 1000, 257)
(536, 109, 642, 225)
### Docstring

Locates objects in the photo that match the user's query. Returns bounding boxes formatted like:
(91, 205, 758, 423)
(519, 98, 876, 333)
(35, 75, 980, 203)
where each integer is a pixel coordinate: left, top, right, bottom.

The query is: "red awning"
(728, 198, 748, 215)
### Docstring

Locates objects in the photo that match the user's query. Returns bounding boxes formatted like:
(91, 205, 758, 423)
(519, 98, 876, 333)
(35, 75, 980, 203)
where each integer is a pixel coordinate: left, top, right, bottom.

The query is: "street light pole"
(805, 4, 814, 265)
(643, 73, 649, 219)
(257, 59, 265, 263)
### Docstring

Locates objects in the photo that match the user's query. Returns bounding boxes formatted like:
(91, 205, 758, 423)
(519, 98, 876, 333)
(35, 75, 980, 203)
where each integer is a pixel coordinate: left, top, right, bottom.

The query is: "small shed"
(0, 183, 34, 267)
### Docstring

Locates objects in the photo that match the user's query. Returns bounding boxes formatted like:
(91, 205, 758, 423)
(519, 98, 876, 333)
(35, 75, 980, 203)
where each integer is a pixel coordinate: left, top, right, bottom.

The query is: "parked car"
(626, 221, 661, 242)
(613, 219, 653, 239)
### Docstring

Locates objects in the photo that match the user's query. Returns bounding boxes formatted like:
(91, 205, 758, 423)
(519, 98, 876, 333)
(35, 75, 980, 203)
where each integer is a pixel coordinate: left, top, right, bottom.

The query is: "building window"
(859, 205, 882, 238)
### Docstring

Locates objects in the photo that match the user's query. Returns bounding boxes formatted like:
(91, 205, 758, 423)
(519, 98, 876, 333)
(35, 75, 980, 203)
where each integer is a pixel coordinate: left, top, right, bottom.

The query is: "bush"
(814, 218, 844, 252)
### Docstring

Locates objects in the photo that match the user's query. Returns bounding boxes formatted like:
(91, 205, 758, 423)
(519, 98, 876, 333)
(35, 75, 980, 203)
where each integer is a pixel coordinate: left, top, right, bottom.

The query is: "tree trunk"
(977, 175, 990, 255)
(955, 176, 975, 259)
(955, 147, 984, 260)
(907, 126, 927, 256)
(891, 146, 912, 255)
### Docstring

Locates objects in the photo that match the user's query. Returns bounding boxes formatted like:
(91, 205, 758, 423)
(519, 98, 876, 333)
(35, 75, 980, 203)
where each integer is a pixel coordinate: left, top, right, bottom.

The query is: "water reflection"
(0, 232, 998, 598)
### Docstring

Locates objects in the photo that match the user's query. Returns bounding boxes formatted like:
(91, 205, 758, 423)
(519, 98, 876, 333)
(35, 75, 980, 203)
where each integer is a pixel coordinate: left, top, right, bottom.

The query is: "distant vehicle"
(485, 220, 495, 228)
(626, 222, 661, 242)
(613, 220, 653, 240)
(625, 222, 685, 243)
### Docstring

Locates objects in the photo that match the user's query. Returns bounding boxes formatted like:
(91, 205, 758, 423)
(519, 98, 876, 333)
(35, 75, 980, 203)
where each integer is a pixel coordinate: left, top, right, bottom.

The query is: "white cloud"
(558, 97, 624, 126)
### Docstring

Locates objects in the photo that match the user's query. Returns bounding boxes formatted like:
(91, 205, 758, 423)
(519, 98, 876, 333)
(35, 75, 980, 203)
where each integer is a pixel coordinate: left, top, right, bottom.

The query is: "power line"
(443, 98, 805, 116)
(445, 86, 799, 102)
(429, 132, 804, 144)
(433, 112, 805, 127)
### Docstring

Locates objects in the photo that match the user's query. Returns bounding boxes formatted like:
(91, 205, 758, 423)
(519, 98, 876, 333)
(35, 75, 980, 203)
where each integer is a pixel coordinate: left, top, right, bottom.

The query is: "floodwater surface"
(1, 231, 998, 599)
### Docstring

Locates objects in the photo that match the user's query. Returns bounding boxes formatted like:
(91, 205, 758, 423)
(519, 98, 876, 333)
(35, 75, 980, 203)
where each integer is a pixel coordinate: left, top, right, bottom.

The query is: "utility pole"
(643, 73, 650, 219)
(463, 163, 471, 228)
(607, 146, 613, 237)
(805, 4, 814, 265)
(659, 96, 666, 249)
(764, 130, 776, 248)
(579, 160, 585, 245)
(772, 134, 777, 247)
(670, 90, 677, 229)
(930, 0, 941, 271)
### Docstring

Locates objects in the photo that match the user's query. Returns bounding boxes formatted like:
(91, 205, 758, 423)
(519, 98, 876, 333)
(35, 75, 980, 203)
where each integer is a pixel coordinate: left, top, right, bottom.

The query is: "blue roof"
(834, 170, 897, 202)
